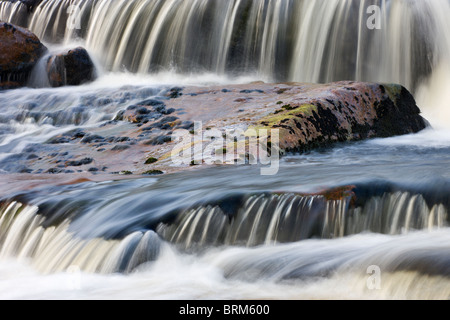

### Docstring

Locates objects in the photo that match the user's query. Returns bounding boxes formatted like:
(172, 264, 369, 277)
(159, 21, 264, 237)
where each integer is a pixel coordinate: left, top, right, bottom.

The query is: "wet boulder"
(0, 22, 47, 89)
(46, 47, 97, 87)
(251, 81, 428, 153)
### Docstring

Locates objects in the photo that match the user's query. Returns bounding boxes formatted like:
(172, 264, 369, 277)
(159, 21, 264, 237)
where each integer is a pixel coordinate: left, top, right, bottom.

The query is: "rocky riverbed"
(0, 81, 428, 179)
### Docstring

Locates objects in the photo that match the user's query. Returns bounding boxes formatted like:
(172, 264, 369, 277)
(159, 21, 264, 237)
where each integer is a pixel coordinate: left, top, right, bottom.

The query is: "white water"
(0, 0, 450, 300)
(158, 192, 447, 248)
(1, 229, 449, 300)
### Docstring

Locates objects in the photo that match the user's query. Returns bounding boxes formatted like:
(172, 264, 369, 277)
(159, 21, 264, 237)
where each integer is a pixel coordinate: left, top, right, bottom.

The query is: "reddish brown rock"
(249, 81, 428, 153)
(0, 22, 47, 88)
(46, 47, 97, 87)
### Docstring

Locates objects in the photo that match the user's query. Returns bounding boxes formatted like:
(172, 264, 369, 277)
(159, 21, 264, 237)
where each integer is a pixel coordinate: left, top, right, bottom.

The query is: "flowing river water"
(0, 0, 449, 300)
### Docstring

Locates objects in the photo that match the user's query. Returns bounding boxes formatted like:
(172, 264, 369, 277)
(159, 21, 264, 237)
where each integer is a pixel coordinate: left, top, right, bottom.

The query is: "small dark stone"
(240, 89, 264, 94)
(47, 136, 70, 144)
(66, 157, 93, 167)
(178, 121, 194, 129)
(47, 168, 62, 174)
(27, 154, 39, 160)
(164, 108, 176, 115)
(143, 135, 172, 145)
(80, 134, 105, 143)
(137, 107, 150, 115)
(137, 99, 166, 107)
(167, 87, 183, 99)
(142, 170, 164, 175)
(114, 137, 131, 143)
(95, 98, 113, 106)
(64, 129, 86, 139)
(145, 157, 158, 164)
(111, 145, 130, 151)
(119, 171, 133, 175)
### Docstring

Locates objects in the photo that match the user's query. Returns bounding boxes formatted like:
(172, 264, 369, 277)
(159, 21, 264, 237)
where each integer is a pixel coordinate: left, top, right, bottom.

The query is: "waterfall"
(2, 0, 449, 125)
(0, 201, 161, 274)
(1, 189, 446, 273)
(0, 1, 27, 26)
(0, 0, 443, 84)
(157, 191, 448, 250)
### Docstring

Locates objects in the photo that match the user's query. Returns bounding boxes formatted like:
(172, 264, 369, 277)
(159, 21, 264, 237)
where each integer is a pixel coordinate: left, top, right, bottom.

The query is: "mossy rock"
(142, 170, 164, 175)
(145, 157, 158, 164)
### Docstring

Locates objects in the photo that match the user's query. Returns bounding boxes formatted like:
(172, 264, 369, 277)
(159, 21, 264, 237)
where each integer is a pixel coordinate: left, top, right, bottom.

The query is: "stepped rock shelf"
(0, 81, 428, 177)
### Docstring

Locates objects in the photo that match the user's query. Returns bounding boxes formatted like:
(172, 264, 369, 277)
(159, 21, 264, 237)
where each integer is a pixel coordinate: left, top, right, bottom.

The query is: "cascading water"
(0, 0, 450, 300)
(0, 184, 447, 273)
(0, 201, 161, 274)
(1, 0, 449, 126)
(158, 191, 448, 249)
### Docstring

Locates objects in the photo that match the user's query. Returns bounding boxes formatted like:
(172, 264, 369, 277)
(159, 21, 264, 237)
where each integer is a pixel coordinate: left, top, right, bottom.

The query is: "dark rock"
(46, 47, 97, 87)
(240, 89, 264, 94)
(66, 157, 93, 167)
(164, 108, 176, 115)
(47, 168, 63, 174)
(142, 170, 164, 175)
(167, 87, 183, 99)
(136, 107, 150, 115)
(80, 134, 105, 144)
(95, 98, 113, 106)
(119, 171, 133, 175)
(47, 136, 70, 144)
(178, 121, 194, 130)
(111, 145, 130, 151)
(0, 22, 47, 88)
(64, 129, 86, 139)
(143, 135, 172, 145)
(26, 154, 39, 160)
(137, 99, 166, 107)
(145, 157, 158, 164)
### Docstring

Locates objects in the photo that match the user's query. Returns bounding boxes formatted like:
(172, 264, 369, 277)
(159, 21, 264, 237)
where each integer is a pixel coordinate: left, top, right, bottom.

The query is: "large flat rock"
(0, 81, 428, 176)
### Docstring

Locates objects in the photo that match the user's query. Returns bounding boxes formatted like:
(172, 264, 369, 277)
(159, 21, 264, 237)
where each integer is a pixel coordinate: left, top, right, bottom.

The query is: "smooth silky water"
(0, 0, 449, 299)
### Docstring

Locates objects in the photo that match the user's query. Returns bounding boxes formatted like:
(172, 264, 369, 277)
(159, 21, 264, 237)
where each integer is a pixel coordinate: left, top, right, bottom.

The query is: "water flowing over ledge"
(1, 0, 449, 126)
(0, 0, 443, 87)
(0, 0, 449, 300)
(0, 181, 448, 275)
